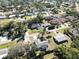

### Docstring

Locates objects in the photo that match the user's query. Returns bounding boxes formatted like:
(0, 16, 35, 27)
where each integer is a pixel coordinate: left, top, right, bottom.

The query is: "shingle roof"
(35, 39, 48, 49)
(44, 16, 65, 24)
(54, 33, 68, 42)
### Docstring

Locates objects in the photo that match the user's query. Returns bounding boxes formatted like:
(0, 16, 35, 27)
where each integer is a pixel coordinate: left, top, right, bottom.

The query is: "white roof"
(54, 33, 68, 42)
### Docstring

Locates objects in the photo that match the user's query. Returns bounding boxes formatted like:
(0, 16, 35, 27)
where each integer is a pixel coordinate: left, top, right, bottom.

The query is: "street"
(0, 48, 8, 59)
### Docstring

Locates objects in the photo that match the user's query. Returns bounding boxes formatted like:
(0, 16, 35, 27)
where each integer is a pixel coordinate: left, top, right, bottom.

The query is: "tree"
(37, 13, 43, 23)
(51, 7, 59, 14)
(71, 37, 79, 49)
(5, 43, 38, 59)
(7, 44, 26, 59)
(54, 45, 79, 59)
(33, 2, 44, 12)
(0, 21, 27, 40)
(7, 21, 27, 40)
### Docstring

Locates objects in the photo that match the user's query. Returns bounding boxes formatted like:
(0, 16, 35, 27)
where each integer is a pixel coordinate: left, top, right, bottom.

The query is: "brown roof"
(44, 16, 66, 24)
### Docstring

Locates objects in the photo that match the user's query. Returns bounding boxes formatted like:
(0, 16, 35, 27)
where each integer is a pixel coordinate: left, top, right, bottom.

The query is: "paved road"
(0, 48, 8, 59)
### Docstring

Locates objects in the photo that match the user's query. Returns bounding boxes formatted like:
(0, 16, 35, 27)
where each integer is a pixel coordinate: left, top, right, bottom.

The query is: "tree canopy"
(54, 45, 79, 59)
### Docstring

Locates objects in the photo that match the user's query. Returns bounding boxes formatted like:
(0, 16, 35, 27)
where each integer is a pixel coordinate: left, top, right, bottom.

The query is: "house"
(18, 17, 26, 23)
(26, 12, 37, 18)
(33, 9, 39, 15)
(18, 14, 25, 17)
(9, 14, 16, 18)
(0, 36, 11, 45)
(0, 15, 6, 19)
(53, 33, 68, 43)
(44, 15, 66, 25)
(69, 28, 79, 37)
(41, 23, 50, 27)
(65, 16, 76, 21)
(26, 12, 34, 16)
(41, 11, 49, 17)
(62, 2, 70, 7)
(28, 23, 41, 29)
(35, 37, 48, 51)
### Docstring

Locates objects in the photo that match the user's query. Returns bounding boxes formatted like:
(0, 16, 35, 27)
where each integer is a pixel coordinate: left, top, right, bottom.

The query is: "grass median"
(0, 41, 17, 49)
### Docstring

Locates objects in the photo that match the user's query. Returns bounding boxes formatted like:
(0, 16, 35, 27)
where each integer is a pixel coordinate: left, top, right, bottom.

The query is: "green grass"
(44, 53, 54, 59)
(0, 41, 17, 49)
(28, 28, 44, 34)
(23, 16, 31, 20)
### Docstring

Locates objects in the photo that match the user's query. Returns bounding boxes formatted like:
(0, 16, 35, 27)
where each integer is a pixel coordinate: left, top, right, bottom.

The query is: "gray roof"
(41, 24, 50, 27)
(69, 28, 79, 37)
(54, 33, 68, 42)
(31, 23, 41, 29)
(35, 39, 48, 49)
